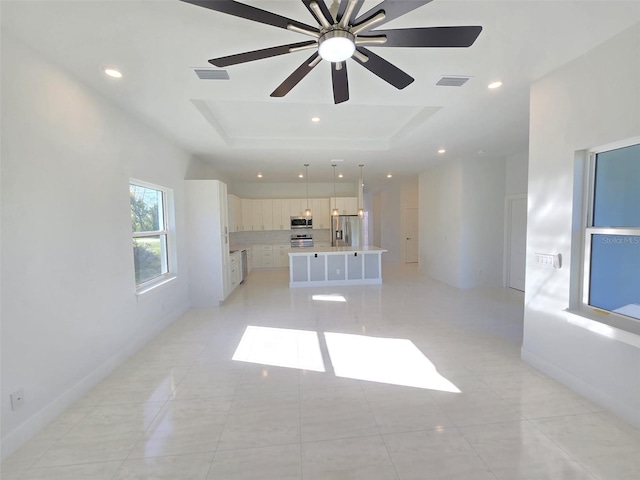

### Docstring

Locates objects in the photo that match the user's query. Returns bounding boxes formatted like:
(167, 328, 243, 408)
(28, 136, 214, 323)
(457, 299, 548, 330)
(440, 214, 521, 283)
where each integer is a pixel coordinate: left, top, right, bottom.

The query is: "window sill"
(136, 274, 177, 302)
(565, 308, 640, 348)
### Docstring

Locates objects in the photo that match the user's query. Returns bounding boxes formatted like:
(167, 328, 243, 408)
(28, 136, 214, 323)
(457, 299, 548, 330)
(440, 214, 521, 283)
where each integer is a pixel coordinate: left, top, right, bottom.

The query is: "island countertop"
(288, 246, 387, 255)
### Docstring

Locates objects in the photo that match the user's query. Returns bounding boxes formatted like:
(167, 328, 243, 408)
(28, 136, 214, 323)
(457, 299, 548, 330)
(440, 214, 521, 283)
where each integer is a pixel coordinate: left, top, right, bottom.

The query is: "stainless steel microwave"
(290, 216, 312, 229)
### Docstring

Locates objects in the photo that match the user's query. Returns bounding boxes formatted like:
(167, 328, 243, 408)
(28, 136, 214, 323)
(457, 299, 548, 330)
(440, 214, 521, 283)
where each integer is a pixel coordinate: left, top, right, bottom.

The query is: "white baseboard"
(0, 301, 190, 461)
(521, 347, 640, 428)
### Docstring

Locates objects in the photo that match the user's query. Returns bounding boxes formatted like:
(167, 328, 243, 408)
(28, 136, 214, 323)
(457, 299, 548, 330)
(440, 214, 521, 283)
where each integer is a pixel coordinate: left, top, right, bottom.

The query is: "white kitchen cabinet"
(330, 197, 359, 215)
(230, 251, 242, 290)
(241, 198, 253, 231)
(252, 245, 274, 268)
(227, 194, 243, 233)
(262, 199, 274, 230)
(185, 180, 231, 306)
(311, 198, 331, 229)
(290, 198, 305, 217)
(251, 199, 263, 230)
(275, 245, 290, 268)
(280, 199, 291, 228)
(272, 199, 285, 230)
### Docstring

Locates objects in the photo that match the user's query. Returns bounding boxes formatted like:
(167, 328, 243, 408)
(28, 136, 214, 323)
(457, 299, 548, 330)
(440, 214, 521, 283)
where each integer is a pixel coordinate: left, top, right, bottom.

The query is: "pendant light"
(304, 163, 311, 217)
(358, 164, 364, 217)
(332, 164, 339, 216)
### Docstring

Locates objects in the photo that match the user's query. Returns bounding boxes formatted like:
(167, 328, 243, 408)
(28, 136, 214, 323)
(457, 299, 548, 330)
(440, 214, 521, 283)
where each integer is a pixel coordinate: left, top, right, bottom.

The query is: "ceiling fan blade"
(301, 0, 333, 26)
(353, 0, 433, 31)
(180, 0, 317, 32)
(271, 52, 321, 97)
(331, 62, 349, 104)
(337, 0, 366, 23)
(209, 41, 317, 67)
(352, 47, 414, 90)
(361, 26, 483, 48)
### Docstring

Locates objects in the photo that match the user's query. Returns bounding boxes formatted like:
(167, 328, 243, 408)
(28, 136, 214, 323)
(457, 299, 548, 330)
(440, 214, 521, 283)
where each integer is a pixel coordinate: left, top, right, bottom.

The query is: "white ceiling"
(2, 0, 640, 189)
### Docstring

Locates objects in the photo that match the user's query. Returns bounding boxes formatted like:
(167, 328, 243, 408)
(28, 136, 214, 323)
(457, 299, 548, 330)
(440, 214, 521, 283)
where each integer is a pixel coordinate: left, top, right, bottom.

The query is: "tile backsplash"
(230, 229, 330, 246)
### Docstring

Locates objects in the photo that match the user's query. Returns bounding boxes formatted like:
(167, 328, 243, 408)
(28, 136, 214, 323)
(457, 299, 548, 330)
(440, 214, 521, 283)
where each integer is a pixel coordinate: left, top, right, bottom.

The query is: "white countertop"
(288, 246, 387, 255)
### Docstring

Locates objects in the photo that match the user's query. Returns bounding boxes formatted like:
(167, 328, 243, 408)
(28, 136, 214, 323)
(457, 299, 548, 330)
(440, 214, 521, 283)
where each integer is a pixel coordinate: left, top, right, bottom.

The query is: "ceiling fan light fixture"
(318, 30, 356, 62)
(103, 66, 122, 78)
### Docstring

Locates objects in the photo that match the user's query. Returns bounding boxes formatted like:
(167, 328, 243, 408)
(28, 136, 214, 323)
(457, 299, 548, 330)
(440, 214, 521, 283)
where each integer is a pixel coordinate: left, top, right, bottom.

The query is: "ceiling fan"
(181, 0, 482, 104)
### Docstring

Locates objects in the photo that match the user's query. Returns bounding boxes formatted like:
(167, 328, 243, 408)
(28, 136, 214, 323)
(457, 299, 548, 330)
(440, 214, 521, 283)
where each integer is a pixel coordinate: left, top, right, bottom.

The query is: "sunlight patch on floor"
(232, 326, 325, 372)
(325, 332, 461, 392)
(312, 294, 347, 302)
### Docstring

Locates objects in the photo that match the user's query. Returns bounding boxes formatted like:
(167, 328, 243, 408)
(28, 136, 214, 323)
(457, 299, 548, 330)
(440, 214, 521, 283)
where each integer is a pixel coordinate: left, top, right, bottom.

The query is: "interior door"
(507, 196, 527, 291)
(404, 208, 419, 263)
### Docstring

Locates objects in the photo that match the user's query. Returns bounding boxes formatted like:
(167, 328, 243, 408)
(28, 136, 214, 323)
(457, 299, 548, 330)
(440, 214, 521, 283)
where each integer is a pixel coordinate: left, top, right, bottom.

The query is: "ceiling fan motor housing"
(318, 28, 356, 62)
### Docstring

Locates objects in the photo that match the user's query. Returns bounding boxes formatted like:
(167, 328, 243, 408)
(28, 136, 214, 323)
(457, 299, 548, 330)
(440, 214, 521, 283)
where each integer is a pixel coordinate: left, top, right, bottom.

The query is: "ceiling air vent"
(193, 68, 230, 80)
(436, 76, 470, 87)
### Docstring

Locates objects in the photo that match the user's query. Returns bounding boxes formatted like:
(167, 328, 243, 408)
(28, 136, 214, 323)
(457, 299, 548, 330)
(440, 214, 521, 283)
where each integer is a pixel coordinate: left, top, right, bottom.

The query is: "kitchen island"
(288, 246, 387, 287)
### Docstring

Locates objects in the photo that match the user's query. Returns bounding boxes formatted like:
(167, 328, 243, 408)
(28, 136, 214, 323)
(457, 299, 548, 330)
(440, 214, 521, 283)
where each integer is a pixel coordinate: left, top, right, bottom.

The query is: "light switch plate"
(534, 253, 562, 268)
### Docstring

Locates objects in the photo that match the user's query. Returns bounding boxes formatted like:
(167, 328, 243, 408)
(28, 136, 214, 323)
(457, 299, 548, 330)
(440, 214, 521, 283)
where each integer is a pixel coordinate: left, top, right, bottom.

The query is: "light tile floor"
(2, 265, 640, 479)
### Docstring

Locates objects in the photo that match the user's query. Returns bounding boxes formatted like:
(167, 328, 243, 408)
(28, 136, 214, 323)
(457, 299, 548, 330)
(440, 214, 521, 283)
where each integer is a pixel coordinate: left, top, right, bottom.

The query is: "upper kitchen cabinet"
(290, 198, 306, 217)
(185, 179, 231, 307)
(227, 194, 243, 233)
(262, 199, 274, 230)
(312, 198, 331, 229)
(272, 199, 288, 230)
(241, 198, 253, 231)
(330, 197, 359, 215)
(280, 199, 291, 228)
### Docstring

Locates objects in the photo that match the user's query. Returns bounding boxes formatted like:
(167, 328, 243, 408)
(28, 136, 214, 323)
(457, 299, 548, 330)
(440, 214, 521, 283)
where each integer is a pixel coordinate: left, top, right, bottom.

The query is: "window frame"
(577, 138, 640, 334)
(130, 179, 176, 293)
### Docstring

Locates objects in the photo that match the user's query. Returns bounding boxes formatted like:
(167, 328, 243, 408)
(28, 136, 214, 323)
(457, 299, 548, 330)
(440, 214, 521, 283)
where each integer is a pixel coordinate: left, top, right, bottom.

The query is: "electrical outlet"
(10, 388, 25, 410)
(336, 269, 340, 275)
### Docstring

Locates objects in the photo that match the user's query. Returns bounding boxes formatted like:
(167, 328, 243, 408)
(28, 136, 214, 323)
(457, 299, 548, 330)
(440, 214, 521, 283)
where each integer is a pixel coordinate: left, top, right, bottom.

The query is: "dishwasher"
(240, 249, 248, 283)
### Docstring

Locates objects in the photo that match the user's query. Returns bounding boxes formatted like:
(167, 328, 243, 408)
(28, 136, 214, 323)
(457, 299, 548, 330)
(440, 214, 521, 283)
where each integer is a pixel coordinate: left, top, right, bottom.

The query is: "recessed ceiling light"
(338, 173, 344, 178)
(311, 117, 320, 122)
(387, 174, 393, 178)
(298, 173, 304, 178)
(488, 81, 502, 89)
(103, 66, 122, 78)
(257, 173, 263, 178)
(438, 149, 446, 154)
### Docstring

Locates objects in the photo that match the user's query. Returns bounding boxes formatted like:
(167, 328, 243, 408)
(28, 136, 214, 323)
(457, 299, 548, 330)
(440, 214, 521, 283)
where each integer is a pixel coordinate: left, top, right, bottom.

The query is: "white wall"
(419, 161, 464, 286)
(523, 23, 640, 426)
(419, 157, 506, 288)
(460, 157, 507, 288)
(1, 34, 192, 456)
(505, 151, 529, 195)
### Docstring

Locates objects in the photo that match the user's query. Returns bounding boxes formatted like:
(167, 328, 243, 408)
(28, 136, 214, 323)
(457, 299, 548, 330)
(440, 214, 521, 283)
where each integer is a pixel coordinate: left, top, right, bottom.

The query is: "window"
(130, 181, 171, 288)
(582, 142, 640, 323)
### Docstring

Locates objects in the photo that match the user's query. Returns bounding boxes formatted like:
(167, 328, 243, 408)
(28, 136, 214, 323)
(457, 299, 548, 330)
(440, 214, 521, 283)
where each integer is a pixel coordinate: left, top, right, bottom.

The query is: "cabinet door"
(235, 196, 243, 232)
(262, 199, 274, 230)
(227, 194, 236, 233)
(312, 198, 330, 229)
(290, 198, 303, 217)
(252, 199, 263, 230)
(241, 199, 253, 231)
(272, 199, 283, 230)
(344, 197, 358, 215)
(281, 199, 291, 228)
(330, 197, 341, 215)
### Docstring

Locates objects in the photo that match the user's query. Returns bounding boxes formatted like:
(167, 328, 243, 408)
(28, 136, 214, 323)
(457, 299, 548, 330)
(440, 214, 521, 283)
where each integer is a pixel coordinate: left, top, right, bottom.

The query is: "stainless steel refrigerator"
(331, 215, 362, 247)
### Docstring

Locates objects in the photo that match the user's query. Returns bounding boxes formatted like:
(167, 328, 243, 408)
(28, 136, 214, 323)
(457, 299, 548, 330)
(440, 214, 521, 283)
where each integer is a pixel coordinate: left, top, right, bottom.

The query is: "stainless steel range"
(290, 233, 313, 248)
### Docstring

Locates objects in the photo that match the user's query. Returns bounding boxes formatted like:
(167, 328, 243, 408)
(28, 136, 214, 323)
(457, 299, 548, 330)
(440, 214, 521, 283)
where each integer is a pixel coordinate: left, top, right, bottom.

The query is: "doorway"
(504, 195, 527, 291)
